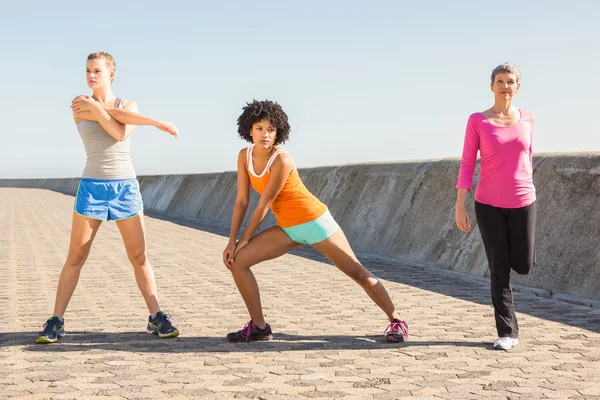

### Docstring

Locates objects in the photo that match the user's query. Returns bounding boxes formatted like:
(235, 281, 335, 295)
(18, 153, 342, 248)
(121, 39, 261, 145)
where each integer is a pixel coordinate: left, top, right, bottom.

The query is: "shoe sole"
(159, 329, 180, 338)
(36, 336, 57, 344)
(386, 334, 405, 343)
(227, 334, 273, 343)
(493, 341, 519, 350)
(146, 329, 179, 338)
(36, 333, 64, 344)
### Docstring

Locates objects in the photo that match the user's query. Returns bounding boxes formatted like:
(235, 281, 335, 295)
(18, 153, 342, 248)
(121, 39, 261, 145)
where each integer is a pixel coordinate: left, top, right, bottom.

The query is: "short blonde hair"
(87, 51, 116, 82)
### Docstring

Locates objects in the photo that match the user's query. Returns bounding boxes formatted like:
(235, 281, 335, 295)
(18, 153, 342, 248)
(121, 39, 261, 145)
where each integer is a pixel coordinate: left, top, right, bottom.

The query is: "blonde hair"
(87, 51, 116, 82)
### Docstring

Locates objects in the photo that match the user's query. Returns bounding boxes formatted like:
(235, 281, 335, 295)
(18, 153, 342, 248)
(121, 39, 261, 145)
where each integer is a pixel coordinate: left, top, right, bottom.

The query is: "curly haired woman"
(223, 99, 408, 343)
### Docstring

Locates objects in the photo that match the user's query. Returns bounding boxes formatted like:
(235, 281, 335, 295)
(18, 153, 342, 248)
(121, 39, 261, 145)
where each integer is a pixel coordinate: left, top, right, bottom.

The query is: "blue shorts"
(282, 209, 340, 245)
(75, 178, 143, 221)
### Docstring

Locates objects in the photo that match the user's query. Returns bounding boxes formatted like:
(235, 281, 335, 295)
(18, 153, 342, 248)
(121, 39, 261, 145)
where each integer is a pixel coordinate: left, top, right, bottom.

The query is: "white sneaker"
(493, 336, 519, 350)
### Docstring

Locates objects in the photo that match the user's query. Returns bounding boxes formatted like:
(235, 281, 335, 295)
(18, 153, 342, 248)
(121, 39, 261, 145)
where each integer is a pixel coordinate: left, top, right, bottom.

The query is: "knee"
(230, 259, 252, 275)
(348, 263, 374, 285)
(490, 270, 511, 287)
(128, 251, 148, 268)
(512, 260, 534, 275)
(65, 251, 88, 269)
(510, 250, 535, 275)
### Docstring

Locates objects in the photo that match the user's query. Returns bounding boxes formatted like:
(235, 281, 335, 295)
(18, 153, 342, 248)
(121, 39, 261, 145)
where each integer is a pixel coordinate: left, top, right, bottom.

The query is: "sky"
(0, 0, 598, 178)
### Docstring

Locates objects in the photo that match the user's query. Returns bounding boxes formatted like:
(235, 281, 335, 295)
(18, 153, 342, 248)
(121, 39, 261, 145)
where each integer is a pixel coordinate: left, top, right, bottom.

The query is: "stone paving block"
(1, 188, 600, 399)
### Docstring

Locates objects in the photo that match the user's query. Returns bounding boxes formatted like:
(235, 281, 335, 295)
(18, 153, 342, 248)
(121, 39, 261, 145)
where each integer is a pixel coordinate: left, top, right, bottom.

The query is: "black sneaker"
(227, 321, 273, 342)
(146, 311, 179, 338)
(36, 316, 65, 344)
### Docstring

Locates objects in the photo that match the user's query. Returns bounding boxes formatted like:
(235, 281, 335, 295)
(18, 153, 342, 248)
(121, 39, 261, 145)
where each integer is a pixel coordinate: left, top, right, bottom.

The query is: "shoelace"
(41, 318, 59, 335)
(239, 321, 255, 341)
(156, 314, 174, 330)
(385, 321, 408, 339)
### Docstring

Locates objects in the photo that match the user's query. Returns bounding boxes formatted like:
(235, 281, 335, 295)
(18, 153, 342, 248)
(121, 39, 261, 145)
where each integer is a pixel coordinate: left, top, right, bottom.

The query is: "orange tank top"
(246, 146, 327, 228)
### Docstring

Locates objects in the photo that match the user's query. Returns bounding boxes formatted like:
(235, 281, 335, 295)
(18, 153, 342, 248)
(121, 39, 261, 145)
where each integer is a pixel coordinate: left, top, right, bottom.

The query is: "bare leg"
(229, 226, 302, 328)
(53, 212, 102, 318)
(115, 212, 160, 316)
(312, 229, 401, 322)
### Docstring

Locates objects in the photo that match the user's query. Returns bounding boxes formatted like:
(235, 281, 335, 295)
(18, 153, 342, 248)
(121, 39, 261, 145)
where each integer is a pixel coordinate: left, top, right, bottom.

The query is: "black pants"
(475, 201, 536, 338)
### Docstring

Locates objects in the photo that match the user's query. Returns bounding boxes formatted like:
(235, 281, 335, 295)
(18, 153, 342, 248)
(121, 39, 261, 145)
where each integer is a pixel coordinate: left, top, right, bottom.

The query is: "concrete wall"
(2, 152, 599, 301)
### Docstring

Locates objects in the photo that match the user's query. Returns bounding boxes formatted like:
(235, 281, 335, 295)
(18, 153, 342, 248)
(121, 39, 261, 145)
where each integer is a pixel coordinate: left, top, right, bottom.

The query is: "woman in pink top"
(456, 62, 536, 351)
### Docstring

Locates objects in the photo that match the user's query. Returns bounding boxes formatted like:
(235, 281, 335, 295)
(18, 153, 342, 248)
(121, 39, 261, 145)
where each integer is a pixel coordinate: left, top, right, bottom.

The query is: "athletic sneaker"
(227, 321, 273, 342)
(385, 319, 408, 343)
(36, 316, 65, 344)
(146, 311, 179, 338)
(493, 336, 519, 350)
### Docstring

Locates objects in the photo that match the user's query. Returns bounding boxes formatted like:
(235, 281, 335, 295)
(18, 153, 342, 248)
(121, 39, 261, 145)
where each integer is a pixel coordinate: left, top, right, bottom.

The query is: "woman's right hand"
(154, 120, 179, 138)
(455, 203, 471, 232)
(223, 242, 237, 269)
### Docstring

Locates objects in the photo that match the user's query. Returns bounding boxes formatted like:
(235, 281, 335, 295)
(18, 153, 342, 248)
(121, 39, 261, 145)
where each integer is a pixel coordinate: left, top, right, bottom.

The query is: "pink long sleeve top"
(456, 109, 536, 208)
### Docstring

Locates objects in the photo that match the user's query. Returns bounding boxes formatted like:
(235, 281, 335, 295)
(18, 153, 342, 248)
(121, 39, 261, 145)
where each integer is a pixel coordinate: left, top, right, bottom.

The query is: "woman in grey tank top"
(37, 51, 181, 343)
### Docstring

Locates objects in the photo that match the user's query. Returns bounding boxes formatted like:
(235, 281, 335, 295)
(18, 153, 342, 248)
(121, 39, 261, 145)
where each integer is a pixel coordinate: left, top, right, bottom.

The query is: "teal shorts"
(282, 209, 340, 245)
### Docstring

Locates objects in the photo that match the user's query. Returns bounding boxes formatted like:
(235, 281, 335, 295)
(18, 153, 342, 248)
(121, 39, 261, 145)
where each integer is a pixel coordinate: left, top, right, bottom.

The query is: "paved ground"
(1, 188, 600, 400)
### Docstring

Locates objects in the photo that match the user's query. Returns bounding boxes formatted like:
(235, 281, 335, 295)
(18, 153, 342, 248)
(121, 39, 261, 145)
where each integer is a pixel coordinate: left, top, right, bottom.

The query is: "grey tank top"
(77, 98, 136, 180)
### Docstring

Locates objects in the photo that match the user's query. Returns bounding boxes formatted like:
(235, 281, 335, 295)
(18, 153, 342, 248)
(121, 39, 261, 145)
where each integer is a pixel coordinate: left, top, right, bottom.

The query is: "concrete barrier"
(0, 178, 80, 195)
(2, 152, 599, 301)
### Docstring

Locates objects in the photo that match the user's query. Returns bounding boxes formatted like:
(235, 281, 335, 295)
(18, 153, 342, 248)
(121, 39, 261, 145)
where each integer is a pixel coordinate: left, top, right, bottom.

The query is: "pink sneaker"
(227, 321, 273, 342)
(385, 320, 408, 343)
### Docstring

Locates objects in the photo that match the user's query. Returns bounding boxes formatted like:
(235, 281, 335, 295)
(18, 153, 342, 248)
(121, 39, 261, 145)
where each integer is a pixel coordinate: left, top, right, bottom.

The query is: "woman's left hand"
(71, 95, 98, 113)
(232, 238, 249, 259)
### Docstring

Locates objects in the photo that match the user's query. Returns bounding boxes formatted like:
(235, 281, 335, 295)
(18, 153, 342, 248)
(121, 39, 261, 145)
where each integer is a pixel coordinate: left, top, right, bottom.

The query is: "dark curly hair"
(237, 99, 291, 145)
